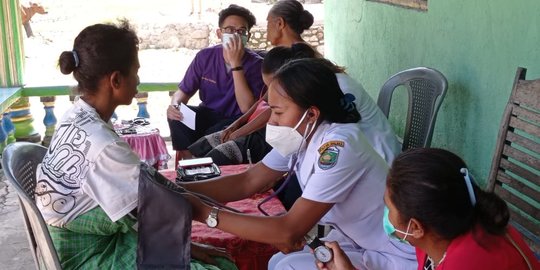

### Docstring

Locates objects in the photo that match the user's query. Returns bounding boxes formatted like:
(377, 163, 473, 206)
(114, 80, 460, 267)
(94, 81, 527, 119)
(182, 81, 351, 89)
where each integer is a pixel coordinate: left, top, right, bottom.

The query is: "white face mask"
(222, 33, 248, 47)
(265, 110, 315, 157)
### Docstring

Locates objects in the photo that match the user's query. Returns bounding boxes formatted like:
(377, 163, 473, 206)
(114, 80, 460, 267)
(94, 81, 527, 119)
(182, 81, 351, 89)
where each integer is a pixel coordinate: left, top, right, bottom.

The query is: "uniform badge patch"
(318, 140, 345, 154)
(319, 147, 340, 170)
(318, 140, 344, 170)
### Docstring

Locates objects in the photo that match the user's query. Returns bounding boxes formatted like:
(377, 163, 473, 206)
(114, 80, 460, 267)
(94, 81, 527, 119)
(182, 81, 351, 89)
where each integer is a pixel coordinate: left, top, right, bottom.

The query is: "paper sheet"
(179, 103, 196, 130)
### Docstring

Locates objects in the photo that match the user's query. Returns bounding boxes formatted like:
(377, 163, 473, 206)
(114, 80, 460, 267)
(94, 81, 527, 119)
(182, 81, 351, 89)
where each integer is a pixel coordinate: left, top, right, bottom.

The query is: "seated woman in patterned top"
(35, 20, 237, 270)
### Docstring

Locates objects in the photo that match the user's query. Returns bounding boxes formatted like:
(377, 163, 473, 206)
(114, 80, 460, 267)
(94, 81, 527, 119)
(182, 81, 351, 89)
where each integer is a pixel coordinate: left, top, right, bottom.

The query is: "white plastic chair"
(2, 142, 62, 270)
(377, 67, 448, 151)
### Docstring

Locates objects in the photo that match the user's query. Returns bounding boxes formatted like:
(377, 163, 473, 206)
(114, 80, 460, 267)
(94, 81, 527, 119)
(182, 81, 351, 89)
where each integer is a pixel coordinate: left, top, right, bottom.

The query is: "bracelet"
(231, 66, 243, 71)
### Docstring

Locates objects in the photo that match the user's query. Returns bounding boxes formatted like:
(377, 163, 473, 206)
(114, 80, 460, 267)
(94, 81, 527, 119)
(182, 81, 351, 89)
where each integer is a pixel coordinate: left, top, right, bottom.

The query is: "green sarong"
(48, 207, 237, 270)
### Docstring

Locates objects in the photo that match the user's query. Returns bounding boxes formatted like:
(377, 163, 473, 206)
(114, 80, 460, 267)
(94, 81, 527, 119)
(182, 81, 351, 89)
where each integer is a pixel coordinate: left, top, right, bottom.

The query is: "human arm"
(316, 241, 356, 270)
(81, 141, 140, 222)
(167, 49, 203, 121)
(221, 91, 269, 142)
(166, 89, 192, 121)
(182, 151, 336, 251)
(181, 162, 285, 202)
(223, 35, 256, 113)
(227, 107, 271, 141)
(189, 193, 334, 253)
(220, 98, 260, 143)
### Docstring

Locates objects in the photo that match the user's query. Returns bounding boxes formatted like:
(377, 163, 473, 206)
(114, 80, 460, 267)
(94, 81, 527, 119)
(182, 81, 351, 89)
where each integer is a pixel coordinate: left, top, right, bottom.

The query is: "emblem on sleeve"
(318, 140, 344, 170)
(318, 140, 345, 154)
(319, 147, 340, 170)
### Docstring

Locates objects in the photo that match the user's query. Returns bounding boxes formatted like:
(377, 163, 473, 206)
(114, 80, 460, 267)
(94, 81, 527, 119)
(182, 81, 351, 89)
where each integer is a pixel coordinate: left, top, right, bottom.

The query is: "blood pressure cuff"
(137, 163, 191, 270)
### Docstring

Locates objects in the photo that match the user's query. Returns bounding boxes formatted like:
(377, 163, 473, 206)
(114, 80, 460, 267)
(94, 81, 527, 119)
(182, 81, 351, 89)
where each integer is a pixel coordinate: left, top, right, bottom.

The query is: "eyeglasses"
(220, 26, 248, 36)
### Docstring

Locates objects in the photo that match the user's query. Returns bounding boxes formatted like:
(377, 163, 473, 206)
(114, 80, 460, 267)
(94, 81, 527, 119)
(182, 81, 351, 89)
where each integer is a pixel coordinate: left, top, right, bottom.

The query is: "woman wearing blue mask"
(318, 148, 539, 270)
(183, 58, 417, 270)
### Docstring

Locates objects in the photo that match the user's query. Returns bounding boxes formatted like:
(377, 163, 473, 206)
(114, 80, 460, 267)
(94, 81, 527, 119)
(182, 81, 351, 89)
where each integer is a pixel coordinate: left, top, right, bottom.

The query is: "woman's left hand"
(191, 242, 234, 265)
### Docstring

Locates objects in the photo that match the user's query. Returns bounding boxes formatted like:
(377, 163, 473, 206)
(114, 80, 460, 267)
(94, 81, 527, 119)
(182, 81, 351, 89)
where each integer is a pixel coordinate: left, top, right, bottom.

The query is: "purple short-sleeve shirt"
(179, 45, 265, 118)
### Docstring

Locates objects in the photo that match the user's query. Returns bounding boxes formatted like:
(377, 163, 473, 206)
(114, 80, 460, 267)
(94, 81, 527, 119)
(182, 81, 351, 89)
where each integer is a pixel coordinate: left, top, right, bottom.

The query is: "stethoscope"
(256, 153, 298, 216)
(256, 115, 312, 216)
(256, 120, 334, 263)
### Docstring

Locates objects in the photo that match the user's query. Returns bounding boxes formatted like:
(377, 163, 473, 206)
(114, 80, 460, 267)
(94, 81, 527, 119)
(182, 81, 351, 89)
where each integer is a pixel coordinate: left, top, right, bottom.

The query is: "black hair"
(262, 43, 316, 74)
(269, 0, 314, 35)
(272, 58, 360, 124)
(262, 43, 345, 75)
(58, 20, 139, 93)
(218, 4, 256, 29)
(387, 148, 510, 240)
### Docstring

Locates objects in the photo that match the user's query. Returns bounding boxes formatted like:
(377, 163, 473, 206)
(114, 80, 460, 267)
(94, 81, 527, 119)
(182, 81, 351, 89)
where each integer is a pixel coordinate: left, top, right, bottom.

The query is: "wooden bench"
(487, 67, 540, 258)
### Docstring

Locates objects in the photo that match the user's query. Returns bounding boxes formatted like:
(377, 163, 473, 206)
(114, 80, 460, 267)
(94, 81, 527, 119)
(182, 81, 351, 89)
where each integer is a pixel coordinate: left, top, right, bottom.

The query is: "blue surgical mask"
(383, 206, 413, 244)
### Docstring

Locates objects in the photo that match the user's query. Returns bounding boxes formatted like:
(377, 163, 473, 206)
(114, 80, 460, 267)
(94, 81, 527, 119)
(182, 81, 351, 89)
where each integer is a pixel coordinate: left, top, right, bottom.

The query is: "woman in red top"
(318, 148, 539, 270)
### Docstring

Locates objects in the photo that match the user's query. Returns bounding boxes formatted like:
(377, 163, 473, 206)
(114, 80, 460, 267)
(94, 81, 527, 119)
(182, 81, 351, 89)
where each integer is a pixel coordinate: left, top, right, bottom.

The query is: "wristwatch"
(231, 66, 243, 71)
(205, 206, 219, 228)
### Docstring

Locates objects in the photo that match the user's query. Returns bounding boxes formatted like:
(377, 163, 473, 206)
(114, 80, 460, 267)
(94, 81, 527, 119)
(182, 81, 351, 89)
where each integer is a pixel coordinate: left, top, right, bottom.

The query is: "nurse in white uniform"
(184, 58, 417, 270)
(263, 44, 401, 164)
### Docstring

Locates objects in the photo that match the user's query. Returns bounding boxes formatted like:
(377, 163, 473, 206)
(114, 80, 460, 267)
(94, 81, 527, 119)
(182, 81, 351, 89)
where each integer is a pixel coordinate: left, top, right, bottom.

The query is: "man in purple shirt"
(167, 4, 265, 161)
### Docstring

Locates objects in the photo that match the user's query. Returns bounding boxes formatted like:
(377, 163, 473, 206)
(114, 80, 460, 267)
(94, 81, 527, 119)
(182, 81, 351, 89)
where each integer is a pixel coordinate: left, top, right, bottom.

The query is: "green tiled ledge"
(1, 82, 177, 111)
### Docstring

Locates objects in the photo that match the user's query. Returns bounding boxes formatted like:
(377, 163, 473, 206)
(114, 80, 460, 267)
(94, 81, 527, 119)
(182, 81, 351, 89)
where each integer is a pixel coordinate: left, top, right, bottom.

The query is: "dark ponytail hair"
(387, 148, 509, 240)
(272, 58, 360, 124)
(269, 0, 314, 35)
(58, 20, 139, 93)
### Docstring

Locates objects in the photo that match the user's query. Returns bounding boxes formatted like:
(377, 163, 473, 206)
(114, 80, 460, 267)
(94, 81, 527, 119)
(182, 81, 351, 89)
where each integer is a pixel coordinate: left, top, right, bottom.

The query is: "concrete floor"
(0, 169, 36, 270)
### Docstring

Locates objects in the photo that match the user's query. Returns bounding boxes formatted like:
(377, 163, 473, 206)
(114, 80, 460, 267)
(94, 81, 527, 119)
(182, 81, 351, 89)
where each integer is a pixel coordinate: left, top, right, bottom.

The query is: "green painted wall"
(324, 0, 540, 186)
